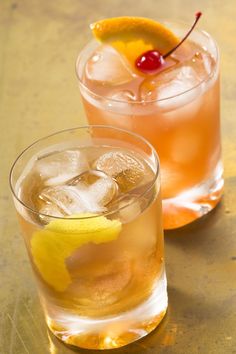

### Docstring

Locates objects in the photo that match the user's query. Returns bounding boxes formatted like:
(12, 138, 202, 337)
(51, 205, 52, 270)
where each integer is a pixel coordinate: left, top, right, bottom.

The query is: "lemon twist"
(31, 214, 122, 292)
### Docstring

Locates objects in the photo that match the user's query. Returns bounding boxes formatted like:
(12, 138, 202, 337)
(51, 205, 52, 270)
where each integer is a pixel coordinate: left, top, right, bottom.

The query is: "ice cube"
(140, 65, 203, 111)
(118, 197, 141, 223)
(159, 66, 200, 99)
(36, 150, 89, 186)
(39, 186, 86, 215)
(37, 169, 118, 218)
(85, 45, 134, 85)
(139, 78, 159, 101)
(68, 170, 118, 206)
(69, 256, 132, 305)
(191, 51, 214, 78)
(90, 265, 131, 302)
(39, 204, 64, 224)
(38, 184, 106, 217)
(93, 151, 145, 192)
(109, 179, 156, 223)
(109, 89, 136, 102)
(39, 204, 64, 217)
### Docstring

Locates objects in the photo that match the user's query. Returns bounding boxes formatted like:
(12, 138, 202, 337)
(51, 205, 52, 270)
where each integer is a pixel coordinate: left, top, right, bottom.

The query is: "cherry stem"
(163, 12, 202, 59)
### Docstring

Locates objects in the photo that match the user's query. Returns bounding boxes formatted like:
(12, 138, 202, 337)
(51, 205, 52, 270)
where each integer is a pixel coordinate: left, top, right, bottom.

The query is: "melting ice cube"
(109, 89, 136, 102)
(68, 170, 118, 207)
(38, 170, 118, 218)
(140, 64, 204, 112)
(36, 150, 89, 186)
(38, 185, 96, 216)
(85, 45, 134, 85)
(93, 151, 146, 192)
(38, 204, 64, 223)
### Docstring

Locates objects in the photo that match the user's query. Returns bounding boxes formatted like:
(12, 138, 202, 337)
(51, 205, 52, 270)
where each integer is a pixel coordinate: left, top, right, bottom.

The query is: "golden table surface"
(0, 1, 236, 353)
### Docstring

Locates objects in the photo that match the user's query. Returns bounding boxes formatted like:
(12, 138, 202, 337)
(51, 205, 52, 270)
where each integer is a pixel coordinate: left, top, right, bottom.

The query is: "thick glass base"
(163, 162, 224, 230)
(46, 272, 168, 350)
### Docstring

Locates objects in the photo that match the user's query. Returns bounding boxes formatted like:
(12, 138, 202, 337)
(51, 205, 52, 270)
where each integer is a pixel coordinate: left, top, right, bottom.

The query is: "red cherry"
(135, 50, 164, 74)
(135, 12, 202, 75)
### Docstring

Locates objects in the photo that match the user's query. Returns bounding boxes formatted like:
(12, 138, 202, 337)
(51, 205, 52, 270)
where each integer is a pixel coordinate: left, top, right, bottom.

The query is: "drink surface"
(78, 29, 223, 229)
(15, 142, 166, 348)
(81, 40, 215, 104)
(18, 145, 155, 220)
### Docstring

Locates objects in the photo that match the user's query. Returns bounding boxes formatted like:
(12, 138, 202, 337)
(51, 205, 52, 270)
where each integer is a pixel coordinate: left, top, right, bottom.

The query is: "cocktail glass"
(76, 21, 223, 229)
(10, 125, 167, 349)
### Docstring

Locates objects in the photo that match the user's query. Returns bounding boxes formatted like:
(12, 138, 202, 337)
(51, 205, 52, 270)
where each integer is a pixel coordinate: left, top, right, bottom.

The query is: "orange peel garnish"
(90, 17, 179, 69)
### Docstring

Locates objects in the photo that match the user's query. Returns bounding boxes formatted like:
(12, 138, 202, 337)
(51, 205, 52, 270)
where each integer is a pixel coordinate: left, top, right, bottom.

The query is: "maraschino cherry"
(135, 12, 202, 74)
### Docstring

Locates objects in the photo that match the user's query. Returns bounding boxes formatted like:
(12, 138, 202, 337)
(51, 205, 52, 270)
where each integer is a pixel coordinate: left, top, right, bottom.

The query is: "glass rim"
(76, 21, 219, 105)
(9, 125, 160, 221)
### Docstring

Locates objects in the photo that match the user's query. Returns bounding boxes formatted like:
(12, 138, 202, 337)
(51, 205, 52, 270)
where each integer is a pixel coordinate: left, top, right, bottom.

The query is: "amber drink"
(10, 126, 167, 350)
(77, 19, 223, 229)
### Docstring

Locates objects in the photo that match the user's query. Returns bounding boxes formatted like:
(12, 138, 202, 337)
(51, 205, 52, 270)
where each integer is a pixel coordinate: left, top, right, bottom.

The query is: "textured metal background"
(0, 1, 236, 353)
